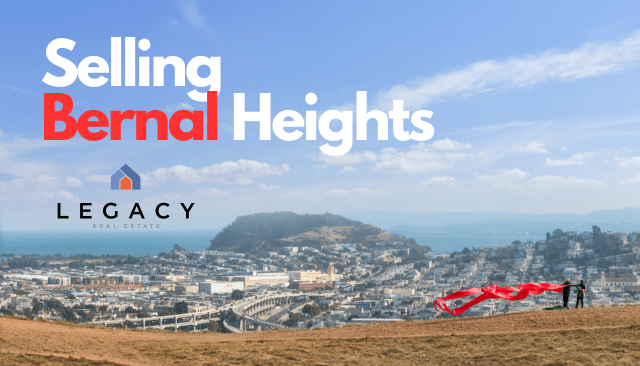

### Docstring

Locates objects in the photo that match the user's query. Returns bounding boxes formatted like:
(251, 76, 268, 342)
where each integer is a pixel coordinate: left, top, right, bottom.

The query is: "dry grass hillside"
(278, 225, 405, 245)
(2, 306, 640, 365)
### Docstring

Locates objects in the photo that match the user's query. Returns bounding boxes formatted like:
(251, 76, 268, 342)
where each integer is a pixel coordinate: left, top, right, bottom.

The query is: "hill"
(1, 306, 640, 365)
(207, 212, 413, 253)
(343, 208, 640, 234)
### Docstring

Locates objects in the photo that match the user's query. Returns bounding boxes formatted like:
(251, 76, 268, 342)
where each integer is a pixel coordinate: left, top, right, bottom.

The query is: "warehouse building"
(199, 280, 244, 294)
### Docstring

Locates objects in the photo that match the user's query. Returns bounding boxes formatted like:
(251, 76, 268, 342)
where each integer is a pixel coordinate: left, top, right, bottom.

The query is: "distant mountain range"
(207, 212, 412, 253)
(341, 208, 640, 236)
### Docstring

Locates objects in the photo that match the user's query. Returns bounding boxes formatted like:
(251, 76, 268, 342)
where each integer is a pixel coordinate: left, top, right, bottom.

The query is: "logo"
(57, 163, 194, 227)
(111, 164, 140, 190)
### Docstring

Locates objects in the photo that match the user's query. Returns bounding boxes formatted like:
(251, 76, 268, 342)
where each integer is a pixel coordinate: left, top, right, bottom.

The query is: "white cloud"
(324, 188, 384, 198)
(621, 173, 640, 186)
(528, 175, 603, 189)
(177, 0, 210, 31)
(544, 152, 595, 166)
(617, 156, 640, 168)
(478, 170, 601, 190)
(478, 169, 528, 183)
(351, 188, 381, 195)
(142, 193, 186, 204)
(316, 151, 377, 166)
(194, 188, 227, 196)
(164, 102, 195, 114)
(477, 169, 529, 190)
(328, 189, 350, 196)
(258, 183, 281, 191)
(0, 133, 68, 181)
(560, 146, 568, 151)
(32, 190, 80, 202)
(141, 160, 291, 185)
(421, 176, 457, 186)
(0, 178, 25, 192)
(430, 138, 472, 151)
(34, 175, 57, 184)
(518, 141, 549, 154)
(376, 30, 640, 109)
(66, 176, 82, 188)
(86, 174, 110, 184)
(341, 166, 357, 173)
(373, 142, 468, 174)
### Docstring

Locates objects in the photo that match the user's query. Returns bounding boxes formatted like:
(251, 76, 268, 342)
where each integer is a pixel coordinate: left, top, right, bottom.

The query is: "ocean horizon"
(0, 230, 544, 256)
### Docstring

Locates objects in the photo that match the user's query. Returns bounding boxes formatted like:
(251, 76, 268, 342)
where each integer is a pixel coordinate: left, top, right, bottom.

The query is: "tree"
(284, 313, 304, 327)
(208, 320, 223, 333)
(552, 228, 564, 238)
(45, 298, 64, 312)
(592, 225, 601, 236)
(461, 247, 471, 255)
(60, 306, 77, 322)
(546, 232, 552, 241)
(22, 307, 34, 319)
(302, 304, 321, 316)
(99, 305, 108, 312)
(347, 314, 360, 322)
(81, 312, 95, 322)
(31, 299, 44, 313)
(124, 306, 137, 314)
(174, 301, 189, 314)
(231, 289, 244, 300)
(137, 311, 150, 318)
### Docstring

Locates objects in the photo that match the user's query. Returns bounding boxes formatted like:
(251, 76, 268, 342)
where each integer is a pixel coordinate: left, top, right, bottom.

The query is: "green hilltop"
(207, 211, 415, 253)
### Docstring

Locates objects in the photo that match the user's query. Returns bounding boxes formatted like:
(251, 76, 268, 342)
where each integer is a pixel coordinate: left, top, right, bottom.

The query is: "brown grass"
(1, 306, 640, 365)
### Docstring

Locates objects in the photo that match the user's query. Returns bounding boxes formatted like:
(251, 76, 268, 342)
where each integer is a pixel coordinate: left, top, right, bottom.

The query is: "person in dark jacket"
(575, 279, 586, 309)
(562, 278, 571, 307)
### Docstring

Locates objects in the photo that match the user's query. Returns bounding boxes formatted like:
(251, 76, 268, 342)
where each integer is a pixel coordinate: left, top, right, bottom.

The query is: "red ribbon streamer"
(433, 283, 566, 316)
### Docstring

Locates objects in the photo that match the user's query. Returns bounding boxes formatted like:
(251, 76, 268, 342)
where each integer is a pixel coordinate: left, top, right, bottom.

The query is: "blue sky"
(1, 1, 640, 230)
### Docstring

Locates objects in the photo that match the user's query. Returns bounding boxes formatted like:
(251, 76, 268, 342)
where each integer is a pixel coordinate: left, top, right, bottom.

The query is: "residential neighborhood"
(1, 227, 639, 332)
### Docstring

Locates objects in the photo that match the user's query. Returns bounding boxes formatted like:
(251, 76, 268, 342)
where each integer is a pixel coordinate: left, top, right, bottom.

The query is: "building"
(133, 275, 150, 284)
(175, 285, 199, 294)
(289, 266, 342, 282)
(597, 272, 639, 290)
(47, 277, 71, 286)
(199, 281, 244, 294)
(289, 281, 333, 291)
(82, 277, 119, 286)
(383, 288, 415, 296)
(219, 271, 289, 286)
(155, 274, 187, 281)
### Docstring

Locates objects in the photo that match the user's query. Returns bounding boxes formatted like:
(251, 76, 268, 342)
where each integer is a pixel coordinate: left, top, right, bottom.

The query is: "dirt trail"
(1, 306, 640, 365)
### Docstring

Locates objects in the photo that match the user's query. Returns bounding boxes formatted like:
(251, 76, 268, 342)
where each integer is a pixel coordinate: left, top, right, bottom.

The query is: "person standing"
(575, 279, 586, 309)
(562, 278, 571, 307)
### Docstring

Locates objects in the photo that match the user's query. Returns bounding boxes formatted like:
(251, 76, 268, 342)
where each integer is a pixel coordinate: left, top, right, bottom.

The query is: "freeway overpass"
(224, 291, 336, 332)
(89, 291, 336, 333)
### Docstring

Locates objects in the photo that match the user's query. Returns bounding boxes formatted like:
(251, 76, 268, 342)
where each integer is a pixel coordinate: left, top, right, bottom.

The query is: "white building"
(47, 277, 71, 286)
(199, 280, 244, 294)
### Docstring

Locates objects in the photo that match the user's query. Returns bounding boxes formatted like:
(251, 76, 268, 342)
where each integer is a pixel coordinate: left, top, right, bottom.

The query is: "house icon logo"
(111, 164, 141, 190)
